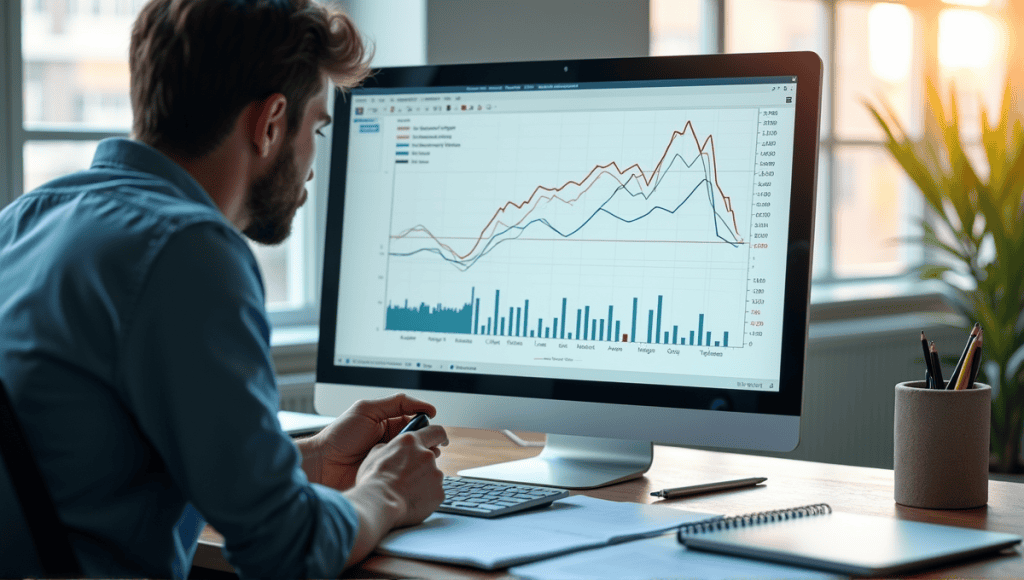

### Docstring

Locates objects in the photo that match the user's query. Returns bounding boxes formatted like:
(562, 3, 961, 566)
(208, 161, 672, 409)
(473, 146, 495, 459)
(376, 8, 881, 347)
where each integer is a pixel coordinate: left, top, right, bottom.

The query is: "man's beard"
(243, 141, 306, 245)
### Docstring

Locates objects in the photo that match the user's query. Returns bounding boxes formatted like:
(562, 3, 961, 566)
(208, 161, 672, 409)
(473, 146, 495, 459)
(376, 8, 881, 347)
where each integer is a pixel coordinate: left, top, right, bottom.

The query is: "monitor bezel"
(317, 51, 821, 419)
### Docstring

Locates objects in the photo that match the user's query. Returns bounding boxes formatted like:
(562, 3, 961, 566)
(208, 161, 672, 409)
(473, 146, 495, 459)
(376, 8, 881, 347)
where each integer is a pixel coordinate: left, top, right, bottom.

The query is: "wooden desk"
(194, 427, 1024, 579)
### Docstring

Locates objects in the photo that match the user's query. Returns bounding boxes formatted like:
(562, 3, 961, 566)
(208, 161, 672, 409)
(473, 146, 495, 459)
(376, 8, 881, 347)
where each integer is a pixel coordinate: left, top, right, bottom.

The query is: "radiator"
(278, 372, 317, 413)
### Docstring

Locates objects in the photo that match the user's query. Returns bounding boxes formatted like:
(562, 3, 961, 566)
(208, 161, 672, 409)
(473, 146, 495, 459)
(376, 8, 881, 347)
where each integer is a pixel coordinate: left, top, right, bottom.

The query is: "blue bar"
(607, 306, 614, 340)
(545, 327, 550, 338)
(553, 317, 559, 339)
(584, 306, 590, 341)
(516, 307, 521, 337)
(690, 330, 695, 345)
(561, 298, 567, 339)
(724, 332, 729, 347)
(592, 320, 597, 341)
(524, 300, 529, 338)
(707, 331, 711, 345)
(500, 318, 505, 335)
(509, 307, 514, 336)
(395, 151, 409, 155)
(656, 295, 663, 344)
(531, 331, 535, 337)
(487, 318, 491, 335)
(647, 310, 654, 343)
(473, 293, 480, 335)
(714, 340, 720, 346)
(385, 297, 473, 334)
(673, 325, 678, 345)
(537, 318, 542, 338)
(494, 290, 500, 336)
(665, 331, 669, 343)
(576, 310, 582, 340)
(631, 298, 638, 343)
(568, 333, 573, 339)
(698, 314, 705, 346)
(599, 319, 604, 342)
(615, 320, 621, 341)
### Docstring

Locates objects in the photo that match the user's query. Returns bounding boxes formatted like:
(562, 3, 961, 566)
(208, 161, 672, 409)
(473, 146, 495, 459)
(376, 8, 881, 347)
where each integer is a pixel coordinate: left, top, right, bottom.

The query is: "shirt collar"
(90, 138, 222, 214)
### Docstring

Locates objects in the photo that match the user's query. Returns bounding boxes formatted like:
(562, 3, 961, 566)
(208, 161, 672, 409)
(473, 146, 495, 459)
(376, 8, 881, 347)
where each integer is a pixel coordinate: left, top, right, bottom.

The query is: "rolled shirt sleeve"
(118, 222, 358, 578)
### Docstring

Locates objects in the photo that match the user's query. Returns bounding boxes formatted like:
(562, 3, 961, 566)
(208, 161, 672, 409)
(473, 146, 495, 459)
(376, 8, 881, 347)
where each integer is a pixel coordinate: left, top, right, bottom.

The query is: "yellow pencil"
(954, 338, 980, 390)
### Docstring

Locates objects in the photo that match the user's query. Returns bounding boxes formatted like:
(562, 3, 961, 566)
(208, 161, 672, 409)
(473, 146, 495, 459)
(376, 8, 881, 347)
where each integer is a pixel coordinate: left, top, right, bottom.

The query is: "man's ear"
(249, 94, 288, 158)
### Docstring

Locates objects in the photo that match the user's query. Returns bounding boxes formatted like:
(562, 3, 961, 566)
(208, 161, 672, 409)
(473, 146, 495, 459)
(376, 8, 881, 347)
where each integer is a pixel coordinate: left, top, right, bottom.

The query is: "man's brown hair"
(129, 0, 370, 158)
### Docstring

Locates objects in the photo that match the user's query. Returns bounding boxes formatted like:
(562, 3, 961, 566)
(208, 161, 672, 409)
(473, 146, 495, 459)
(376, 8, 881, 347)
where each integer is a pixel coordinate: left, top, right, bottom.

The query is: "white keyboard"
(438, 476, 570, 518)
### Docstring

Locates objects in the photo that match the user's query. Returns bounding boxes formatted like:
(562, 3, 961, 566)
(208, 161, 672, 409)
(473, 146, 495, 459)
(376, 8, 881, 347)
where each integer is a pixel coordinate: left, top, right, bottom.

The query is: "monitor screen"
(316, 52, 821, 472)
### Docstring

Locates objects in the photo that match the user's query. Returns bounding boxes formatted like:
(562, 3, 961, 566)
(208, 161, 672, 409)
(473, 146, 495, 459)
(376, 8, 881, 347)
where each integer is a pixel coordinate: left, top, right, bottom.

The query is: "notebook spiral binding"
(678, 503, 832, 536)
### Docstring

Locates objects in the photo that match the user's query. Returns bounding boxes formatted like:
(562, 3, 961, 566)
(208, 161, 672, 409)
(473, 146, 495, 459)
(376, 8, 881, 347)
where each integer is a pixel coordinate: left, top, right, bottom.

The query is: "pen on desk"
(929, 342, 944, 390)
(946, 323, 979, 391)
(650, 477, 767, 499)
(920, 331, 935, 389)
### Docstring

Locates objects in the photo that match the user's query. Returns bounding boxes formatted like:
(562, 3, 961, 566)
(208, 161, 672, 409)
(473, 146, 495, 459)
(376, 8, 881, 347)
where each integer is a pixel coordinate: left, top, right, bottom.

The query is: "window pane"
(726, 0, 827, 53)
(938, 9, 1008, 143)
(23, 141, 98, 192)
(249, 201, 311, 311)
(725, 0, 830, 138)
(21, 0, 140, 129)
(650, 0, 708, 56)
(833, 146, 917, 278)
(836, 1, 920, 141)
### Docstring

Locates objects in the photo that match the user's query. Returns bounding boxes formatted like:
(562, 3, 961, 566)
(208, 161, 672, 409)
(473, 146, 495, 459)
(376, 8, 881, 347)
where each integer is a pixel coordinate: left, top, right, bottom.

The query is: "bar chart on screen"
(379, 106, 787, 362)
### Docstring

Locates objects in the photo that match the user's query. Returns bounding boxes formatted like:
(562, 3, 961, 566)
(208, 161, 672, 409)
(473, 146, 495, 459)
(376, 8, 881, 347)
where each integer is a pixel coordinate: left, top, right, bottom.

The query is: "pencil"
(921, 331, 935, 389)
(929, 342, 944, 390)
(946, 323, 979, 391)
(967, 331, 983, 389)
(954, 336, 981, 390)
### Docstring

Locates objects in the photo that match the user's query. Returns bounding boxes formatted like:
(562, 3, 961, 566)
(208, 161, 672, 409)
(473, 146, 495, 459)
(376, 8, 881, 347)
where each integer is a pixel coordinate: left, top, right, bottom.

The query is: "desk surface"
(195, 427, 1024, 579)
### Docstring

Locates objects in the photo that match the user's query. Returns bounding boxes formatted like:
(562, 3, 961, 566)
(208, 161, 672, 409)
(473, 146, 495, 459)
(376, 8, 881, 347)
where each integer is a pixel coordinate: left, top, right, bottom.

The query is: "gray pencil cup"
(893, 381, 990, 509)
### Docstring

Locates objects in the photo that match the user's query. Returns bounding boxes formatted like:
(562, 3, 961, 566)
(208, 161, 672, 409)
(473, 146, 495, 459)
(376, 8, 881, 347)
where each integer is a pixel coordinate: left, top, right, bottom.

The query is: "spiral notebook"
(677, 503, 1022, 577)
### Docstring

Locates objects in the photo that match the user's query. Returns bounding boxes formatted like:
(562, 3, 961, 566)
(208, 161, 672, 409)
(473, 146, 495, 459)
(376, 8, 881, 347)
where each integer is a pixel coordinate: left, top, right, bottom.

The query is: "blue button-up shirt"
(0, 138, 358, 579)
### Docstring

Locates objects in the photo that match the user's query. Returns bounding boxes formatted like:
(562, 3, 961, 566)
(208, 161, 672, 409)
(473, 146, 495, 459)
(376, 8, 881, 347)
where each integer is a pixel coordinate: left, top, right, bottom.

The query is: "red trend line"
(393, 121, 743, 261)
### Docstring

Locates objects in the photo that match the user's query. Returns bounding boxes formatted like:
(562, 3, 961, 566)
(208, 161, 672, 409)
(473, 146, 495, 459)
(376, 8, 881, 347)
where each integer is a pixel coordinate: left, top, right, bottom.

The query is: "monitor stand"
(458, 434, 653, 490)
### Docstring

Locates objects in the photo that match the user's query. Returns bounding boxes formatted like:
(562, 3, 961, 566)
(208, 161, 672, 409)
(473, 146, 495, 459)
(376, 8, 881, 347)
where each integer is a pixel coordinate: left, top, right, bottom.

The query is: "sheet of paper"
(376, 495, 714, 569)
(276, 410, 333, 434)
(510, 534, 843, 580)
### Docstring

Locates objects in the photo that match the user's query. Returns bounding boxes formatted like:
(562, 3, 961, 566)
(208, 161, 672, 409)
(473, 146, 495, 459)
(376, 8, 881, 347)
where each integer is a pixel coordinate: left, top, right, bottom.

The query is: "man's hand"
(341, 420, 448, 567)
(300, 393, 442, 489)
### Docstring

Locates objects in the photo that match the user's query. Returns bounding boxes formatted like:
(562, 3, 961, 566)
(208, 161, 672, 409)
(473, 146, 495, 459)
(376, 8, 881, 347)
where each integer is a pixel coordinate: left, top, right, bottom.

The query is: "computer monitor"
(315, 52, 822, 489)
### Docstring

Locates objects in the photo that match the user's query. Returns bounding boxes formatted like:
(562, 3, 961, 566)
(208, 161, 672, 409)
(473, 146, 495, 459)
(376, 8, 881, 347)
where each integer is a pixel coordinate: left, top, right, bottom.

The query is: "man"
(0, 0, 447, 577)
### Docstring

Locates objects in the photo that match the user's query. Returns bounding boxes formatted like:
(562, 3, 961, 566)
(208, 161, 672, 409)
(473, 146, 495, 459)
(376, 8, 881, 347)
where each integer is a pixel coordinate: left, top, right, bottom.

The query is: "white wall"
(426, 0, 650, 64)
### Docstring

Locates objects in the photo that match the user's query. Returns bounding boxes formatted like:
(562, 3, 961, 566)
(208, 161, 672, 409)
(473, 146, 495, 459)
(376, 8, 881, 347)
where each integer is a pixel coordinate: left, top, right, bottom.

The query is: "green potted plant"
(867, 81, 1024, 473)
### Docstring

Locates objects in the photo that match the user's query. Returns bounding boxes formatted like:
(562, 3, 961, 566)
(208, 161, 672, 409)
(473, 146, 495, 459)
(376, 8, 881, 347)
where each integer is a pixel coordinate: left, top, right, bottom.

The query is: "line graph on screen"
(381, 110, 761, 347)
(388, 121, 745, 272)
